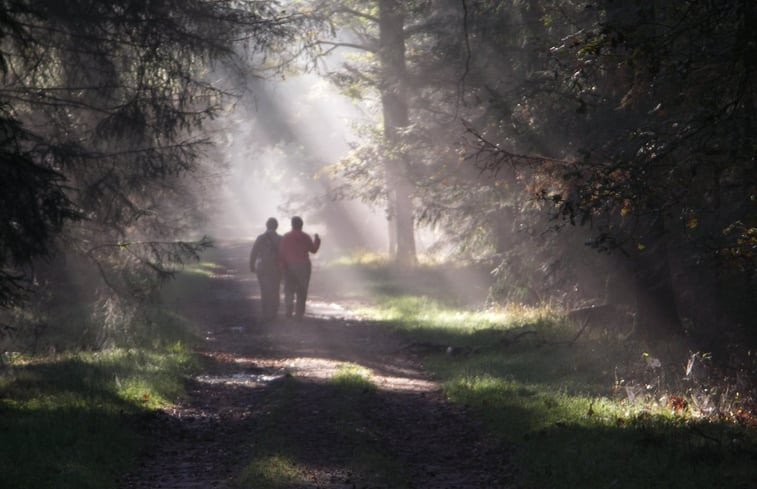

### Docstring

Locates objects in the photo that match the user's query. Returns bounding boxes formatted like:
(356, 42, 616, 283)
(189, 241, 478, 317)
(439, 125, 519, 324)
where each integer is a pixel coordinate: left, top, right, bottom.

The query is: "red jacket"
(278, 229, 320, 267)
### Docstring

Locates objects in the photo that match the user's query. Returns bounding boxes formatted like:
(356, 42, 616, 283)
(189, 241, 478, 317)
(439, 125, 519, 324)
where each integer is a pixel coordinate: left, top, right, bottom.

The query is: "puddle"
(195, 372, 285, 386)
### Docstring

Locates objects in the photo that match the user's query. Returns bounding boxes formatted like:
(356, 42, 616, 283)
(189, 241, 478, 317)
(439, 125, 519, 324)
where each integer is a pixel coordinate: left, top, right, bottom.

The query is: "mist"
(208, 72, 393, 260)
(1, 3, 755, 488)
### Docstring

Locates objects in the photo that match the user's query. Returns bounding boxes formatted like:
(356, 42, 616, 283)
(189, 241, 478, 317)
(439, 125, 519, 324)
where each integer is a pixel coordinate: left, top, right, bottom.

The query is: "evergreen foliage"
(0, 1, 298, 340)
(306, 1, 756, 344)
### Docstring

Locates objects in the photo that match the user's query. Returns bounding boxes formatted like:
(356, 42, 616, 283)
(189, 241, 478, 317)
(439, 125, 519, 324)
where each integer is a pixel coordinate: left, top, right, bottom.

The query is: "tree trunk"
(632, 216, 682, 339)
(379, 0, 416, 265)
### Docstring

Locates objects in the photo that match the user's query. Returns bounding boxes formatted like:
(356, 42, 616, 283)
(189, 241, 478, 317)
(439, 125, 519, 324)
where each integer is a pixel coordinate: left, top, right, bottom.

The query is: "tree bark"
(379, 0, 416, 265)
(632, 216, 682, 339)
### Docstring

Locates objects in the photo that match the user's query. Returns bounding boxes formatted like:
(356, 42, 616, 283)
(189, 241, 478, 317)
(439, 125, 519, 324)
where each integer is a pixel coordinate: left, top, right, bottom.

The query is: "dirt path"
(119, 242, 512, 488)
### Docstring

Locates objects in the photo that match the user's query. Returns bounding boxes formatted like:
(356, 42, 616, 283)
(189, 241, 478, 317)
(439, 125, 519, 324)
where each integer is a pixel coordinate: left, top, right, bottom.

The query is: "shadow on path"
(119, 240, 512, 489)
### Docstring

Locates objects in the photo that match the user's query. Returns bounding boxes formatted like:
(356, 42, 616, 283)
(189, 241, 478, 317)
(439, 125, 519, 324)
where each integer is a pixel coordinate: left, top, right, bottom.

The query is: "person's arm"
(311, 233, 321, 253)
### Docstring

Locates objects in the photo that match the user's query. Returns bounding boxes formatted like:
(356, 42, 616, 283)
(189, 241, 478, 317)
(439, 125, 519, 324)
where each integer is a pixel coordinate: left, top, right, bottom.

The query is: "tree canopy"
(299, 0, 756, 344)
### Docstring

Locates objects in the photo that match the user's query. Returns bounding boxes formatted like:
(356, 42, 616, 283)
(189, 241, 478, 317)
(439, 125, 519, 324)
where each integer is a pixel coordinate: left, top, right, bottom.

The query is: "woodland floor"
(118, 241, 512, 489)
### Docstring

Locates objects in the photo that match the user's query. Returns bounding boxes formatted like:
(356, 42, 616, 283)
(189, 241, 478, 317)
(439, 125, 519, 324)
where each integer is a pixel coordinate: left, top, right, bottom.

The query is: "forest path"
(119, 241, 511, 489)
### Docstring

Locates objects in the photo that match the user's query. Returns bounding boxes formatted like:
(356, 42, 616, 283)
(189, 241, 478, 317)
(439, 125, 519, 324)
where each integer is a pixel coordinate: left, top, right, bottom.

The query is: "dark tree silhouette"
(461, 1, 757, 342)
(306, 0, 755, 343)
(0, 1, 297, 309)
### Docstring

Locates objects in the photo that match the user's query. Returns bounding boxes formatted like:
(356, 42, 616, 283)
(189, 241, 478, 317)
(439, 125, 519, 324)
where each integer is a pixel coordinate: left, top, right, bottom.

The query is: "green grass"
(159, 266, 219, 305)
(315, 259, 492, 307)
(234, 369, 409, 489)
(236, 454, 305, 489)
(0, 257, 216, 488)
(358, 294, 757, 489)
(0, 347, 199, 489)
(331, 363, 376, 392)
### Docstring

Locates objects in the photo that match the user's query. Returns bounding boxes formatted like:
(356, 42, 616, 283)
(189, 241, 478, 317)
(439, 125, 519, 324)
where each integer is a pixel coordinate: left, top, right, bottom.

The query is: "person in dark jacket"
(278, 216, 320, 319)
(249, 217, 282, 322)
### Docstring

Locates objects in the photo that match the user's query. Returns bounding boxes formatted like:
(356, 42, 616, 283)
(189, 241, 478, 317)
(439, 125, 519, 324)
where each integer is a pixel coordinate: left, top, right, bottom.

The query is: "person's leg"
(259, 273, 279, 321)
(256, 271, 268, 321)
(294, 282, 305, 319)
(283, 268, 296, 318)
(257, 272, 268, 320)
(271, 273, 281, 319)
(293, 263, 311, 319)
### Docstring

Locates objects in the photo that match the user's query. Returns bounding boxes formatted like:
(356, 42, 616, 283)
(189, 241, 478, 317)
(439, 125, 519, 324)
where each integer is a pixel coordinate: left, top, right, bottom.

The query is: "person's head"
(291, 216, 303, 231)
(265, 217, 278, 231)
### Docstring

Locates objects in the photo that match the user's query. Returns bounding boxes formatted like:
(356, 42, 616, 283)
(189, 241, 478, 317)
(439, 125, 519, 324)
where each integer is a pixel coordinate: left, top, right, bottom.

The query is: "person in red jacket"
(278, 216, 321, 319)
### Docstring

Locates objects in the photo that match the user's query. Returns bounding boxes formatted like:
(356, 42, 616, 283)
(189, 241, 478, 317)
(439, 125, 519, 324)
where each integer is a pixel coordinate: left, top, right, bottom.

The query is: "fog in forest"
(209, 73, 391, 259)
(1, 3, 755, 488)
(2, 0, 751, 340)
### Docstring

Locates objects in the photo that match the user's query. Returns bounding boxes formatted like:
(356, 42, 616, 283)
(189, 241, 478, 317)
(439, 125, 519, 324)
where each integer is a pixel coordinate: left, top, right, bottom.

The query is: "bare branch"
(463, 121, 571, 173)
(315, 39, 376, 53)
(330, 6, 379, 23)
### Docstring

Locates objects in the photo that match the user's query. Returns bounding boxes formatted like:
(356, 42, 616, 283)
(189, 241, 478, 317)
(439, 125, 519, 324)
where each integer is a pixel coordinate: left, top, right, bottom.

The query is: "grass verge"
(358, 294, 757, 489)
(0, 346, 199, 489)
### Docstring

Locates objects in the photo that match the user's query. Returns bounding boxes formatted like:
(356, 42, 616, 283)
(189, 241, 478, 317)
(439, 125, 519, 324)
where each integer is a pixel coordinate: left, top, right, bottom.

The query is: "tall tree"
(302, 0, 422, 264)
(378, 0, 416, 264)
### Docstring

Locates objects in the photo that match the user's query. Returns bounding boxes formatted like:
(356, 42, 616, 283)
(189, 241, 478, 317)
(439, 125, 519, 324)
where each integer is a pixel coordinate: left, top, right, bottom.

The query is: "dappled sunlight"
(304, 299, 361, 319)
(2, 2, 753, 488)
(195, 371, 286, 387)
(0, 349, 195, 410)
(200, 352, 438, 395)
(286, 356, 438, 393)
(237, 452, 401, 489)
(357, 295, 555, 333)
(237, 454, 310, 488)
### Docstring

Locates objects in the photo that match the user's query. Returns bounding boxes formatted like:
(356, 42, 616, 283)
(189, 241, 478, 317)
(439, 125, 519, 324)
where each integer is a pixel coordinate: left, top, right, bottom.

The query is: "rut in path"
(119, 241, 513, 488)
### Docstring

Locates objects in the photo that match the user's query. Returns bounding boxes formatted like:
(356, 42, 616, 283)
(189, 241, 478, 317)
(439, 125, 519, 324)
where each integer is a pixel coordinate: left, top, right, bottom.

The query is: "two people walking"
(249, 216, 320, 322)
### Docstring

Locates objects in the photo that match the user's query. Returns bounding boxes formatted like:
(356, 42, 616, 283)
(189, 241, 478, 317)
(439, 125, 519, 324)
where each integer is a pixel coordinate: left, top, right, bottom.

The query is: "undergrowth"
(358, 294, 757, 489)
(0, 261, 211, 489)
(0, 344, 199, 488)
